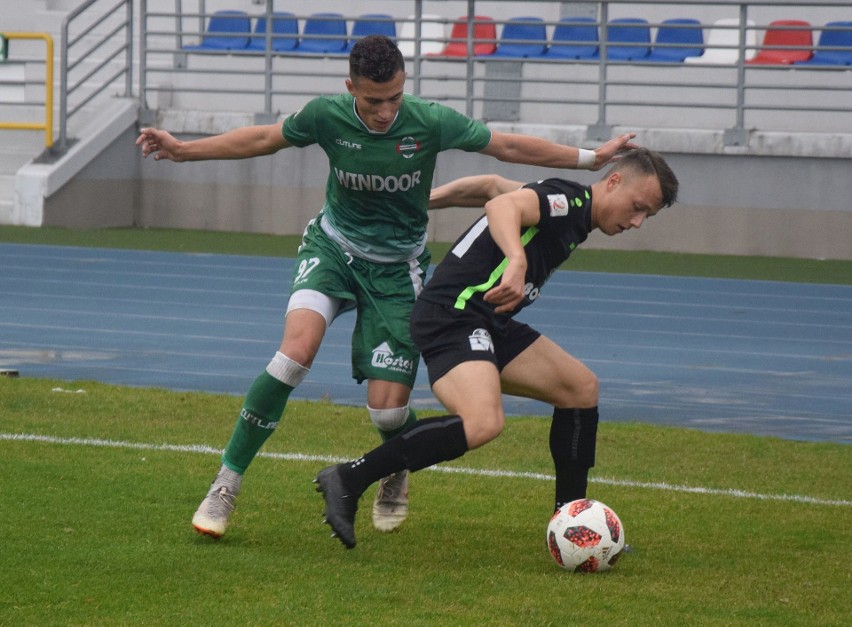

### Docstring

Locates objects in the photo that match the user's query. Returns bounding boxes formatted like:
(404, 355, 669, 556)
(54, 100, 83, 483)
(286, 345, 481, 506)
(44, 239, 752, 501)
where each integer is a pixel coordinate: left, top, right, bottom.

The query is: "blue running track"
(1, 243, 850, 443)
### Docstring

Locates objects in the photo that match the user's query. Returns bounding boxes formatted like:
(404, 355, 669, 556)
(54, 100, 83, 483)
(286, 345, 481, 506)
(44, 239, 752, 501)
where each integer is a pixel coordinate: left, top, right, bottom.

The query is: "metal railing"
(0, 32, 54, 148)
(57, 0, 133, 154)
(135, 0, 852, 143)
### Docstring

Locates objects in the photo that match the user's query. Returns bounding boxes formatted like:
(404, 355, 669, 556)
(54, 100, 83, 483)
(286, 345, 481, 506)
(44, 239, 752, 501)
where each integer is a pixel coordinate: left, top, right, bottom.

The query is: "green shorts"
(288, 218, 431, 387)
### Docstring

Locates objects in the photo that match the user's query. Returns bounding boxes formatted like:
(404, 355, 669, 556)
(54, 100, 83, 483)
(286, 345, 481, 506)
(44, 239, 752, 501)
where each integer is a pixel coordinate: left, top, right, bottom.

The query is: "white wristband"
(577, 148, 596, 170)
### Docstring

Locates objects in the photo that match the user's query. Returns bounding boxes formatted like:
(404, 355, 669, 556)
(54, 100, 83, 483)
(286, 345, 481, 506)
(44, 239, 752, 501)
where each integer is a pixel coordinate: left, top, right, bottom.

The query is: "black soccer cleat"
(314, 464, 358, 549)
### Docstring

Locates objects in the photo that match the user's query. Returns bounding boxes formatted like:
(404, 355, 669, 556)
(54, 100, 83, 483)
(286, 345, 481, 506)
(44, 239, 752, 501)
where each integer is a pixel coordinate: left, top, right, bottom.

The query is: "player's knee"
(277, 340, 318, 368)
(577, 370, 599, 406)
(554, 369, 598, 408)
(368, 405, 409, 431)
(461, 410, 505, 449)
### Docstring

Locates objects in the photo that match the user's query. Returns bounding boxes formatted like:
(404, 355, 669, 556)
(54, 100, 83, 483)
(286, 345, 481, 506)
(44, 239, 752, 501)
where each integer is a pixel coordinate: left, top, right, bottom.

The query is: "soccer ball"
(546, 499, 625, 572)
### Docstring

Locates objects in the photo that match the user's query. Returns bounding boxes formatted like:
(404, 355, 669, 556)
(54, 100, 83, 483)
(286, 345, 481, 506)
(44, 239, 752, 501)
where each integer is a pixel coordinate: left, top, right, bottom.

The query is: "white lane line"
(3, 432, 849, 508)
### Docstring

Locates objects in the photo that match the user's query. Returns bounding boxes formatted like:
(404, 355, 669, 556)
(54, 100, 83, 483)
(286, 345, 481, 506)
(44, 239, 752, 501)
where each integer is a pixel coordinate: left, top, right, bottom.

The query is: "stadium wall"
(14, 0, 852, 260)
(36, 107, 852, 260)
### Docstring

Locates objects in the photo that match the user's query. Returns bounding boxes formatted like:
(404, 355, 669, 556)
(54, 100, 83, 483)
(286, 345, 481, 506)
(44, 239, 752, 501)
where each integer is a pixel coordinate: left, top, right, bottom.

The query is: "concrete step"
(0, 174, 15, 223)
(0, 131, 45, 174)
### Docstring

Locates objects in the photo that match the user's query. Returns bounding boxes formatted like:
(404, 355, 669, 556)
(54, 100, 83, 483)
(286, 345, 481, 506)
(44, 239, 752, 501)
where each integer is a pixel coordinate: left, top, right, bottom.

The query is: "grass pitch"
(2, 226, 850, 624)
(2, 378, 850, 625)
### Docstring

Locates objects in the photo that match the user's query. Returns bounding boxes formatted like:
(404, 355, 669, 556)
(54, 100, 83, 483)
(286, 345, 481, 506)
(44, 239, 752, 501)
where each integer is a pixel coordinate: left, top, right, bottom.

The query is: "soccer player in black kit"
(316, 148, 679, 548)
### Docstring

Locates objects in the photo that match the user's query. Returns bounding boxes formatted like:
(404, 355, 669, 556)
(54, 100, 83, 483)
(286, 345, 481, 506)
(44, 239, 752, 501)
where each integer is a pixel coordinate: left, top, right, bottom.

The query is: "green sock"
(378, 407, 417, 442)
(222, 371, 293, 473)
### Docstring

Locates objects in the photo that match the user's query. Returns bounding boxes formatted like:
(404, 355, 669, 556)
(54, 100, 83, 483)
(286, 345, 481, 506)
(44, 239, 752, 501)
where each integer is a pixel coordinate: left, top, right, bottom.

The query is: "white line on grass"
(4, 432, 850, 508)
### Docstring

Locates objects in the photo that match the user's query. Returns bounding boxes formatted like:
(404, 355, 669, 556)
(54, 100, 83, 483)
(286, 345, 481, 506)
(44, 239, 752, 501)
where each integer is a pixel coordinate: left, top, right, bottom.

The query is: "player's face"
(593, 172, 663, 236)
(346, 70, 406, 133)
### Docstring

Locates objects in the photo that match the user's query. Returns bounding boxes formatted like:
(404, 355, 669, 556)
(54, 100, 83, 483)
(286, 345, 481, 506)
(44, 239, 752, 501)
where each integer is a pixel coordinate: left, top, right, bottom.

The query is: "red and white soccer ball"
(546, 499, 625, 572)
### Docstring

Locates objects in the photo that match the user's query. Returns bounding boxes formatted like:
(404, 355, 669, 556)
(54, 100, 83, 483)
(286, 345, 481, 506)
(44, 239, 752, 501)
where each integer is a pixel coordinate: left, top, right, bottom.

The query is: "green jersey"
(282, 93, 492, 262)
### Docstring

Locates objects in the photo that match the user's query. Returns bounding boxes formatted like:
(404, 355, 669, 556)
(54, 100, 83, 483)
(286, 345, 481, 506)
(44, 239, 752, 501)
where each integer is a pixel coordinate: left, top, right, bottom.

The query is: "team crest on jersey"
(396, 136, 421, 159)
(468, 329, 494, 353)
(547, 194, 570, 217)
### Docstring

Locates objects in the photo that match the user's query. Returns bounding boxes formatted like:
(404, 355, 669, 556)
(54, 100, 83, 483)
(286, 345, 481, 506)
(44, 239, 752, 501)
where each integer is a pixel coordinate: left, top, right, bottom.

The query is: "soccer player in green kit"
(136, 35, 637, 539)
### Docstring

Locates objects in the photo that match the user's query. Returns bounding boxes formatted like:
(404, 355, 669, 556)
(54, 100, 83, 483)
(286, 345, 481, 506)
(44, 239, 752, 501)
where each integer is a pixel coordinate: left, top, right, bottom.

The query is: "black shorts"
(410, 300, 542, 386)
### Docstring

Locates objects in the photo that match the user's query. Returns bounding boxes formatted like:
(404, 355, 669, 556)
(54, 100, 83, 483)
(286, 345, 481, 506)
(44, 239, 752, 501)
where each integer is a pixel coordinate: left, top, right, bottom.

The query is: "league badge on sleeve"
(547, 194, 569, 217)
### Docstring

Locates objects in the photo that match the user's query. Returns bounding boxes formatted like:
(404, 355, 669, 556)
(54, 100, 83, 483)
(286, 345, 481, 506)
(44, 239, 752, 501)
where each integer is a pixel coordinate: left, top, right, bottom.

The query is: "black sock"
(550, 406, 599, 511)
(341, 415, 468, 496)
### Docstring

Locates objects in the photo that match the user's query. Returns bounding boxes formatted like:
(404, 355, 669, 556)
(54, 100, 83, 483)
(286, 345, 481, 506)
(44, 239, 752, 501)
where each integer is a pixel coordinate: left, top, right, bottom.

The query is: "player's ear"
(345, 78, 355, 95)
(606, 171, 621, 191)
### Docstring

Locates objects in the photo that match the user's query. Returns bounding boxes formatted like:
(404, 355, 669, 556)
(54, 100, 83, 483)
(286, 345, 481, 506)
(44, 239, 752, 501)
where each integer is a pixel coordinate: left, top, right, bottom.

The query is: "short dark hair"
(349, 35, 405, 83)
(606, 147, 679, 208)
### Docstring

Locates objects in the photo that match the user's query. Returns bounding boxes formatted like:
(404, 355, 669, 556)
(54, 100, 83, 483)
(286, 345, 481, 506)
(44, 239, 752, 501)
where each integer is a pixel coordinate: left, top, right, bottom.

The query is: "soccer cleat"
(371, 470, 409, 532)
(314, 464, 358, 549)
(192, 484, 238, 539)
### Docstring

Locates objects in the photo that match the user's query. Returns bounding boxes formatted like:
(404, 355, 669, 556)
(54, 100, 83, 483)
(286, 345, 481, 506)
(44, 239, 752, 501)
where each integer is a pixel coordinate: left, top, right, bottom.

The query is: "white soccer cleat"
(192, 484, 238, 539)
(371, 470, 409, 532)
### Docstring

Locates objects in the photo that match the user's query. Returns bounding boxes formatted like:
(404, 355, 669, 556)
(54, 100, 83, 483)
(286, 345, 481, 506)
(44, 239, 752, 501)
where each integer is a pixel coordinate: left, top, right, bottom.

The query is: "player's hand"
(483, 259, 527, 313)
(590, 133, 639, 170)
(136, 127, 182, 161)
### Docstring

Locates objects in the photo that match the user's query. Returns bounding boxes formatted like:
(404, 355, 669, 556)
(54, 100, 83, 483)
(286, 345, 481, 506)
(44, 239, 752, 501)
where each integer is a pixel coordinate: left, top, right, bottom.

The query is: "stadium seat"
(246, 12, 298, 53)
(685, 18, 757, 64)
(794, 21, 852, 66)
(542, 16, 599, 60)
(640, 18, 704, 62)
(596, 18, 652, 61)
(430, 16, 497, 57)
(490, 16, 548, 58)
(183, 10, 251, 52)
(397, 14, 446, 58)
(293, 12, 347, 54)
(345, 14, 397, 52)
(747, 20, 813, 65)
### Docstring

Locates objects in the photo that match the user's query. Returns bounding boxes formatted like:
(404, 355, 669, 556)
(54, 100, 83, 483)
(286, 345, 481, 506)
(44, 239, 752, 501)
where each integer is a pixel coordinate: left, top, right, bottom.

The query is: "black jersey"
(420, 178, 592, 328)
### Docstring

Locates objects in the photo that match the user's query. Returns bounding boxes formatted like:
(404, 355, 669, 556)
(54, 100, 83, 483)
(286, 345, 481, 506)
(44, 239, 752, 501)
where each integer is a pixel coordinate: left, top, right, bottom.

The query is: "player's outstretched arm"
(428, 174, 525, 210)
(480, 132, 637, 171)
(136, 124, 289, 162)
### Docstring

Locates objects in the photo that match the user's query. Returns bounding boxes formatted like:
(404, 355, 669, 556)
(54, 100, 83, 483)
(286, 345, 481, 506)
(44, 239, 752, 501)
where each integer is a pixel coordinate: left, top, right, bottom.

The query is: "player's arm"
(136, 123, 289, 162)
(480, 131, 637, 171)
(481, 188, 541, 313)
(428, 174, 524, 209)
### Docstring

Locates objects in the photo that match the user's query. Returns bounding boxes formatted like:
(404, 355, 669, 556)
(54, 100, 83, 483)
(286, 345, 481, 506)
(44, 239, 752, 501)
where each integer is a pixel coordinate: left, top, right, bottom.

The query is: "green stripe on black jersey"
(453, 226, 540, 310)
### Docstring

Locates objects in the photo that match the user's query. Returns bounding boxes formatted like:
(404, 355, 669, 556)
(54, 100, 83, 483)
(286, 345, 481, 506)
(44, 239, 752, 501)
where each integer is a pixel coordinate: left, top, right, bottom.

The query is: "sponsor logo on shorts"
(547, 194, 569, 217)
(371, 342, 415, 375)
(469, 328, 494, 352)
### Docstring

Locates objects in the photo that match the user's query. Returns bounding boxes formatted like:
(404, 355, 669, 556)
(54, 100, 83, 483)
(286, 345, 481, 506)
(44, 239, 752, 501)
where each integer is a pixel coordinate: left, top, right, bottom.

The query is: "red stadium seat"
(746, 20, 813, 65)
(430, 16, 496, 57)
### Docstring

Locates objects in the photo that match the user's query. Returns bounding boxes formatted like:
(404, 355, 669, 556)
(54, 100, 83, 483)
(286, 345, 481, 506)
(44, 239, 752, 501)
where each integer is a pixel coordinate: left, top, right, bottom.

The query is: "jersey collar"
(351, 97, 400, 135)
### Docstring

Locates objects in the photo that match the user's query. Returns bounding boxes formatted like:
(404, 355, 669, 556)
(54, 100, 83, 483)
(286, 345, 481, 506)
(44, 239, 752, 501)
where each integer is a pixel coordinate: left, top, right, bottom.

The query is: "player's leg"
(193, 220, 348, 538)
(500, 335, 599, 511)
(315, 360, 502, 548)
(316, 303, 505, 547)
(365, 379, 415, 531)
(350, 253, 428, 531)
(192, 306, 327, 539)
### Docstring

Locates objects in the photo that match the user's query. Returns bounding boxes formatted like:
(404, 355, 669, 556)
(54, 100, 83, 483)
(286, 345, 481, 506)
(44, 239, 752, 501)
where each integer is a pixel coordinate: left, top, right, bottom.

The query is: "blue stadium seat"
(490, 16, 548, 58)
(183, 10, 251, 52)
(598, 18, 651, 60)
(794, 21, 852, 66)
(641, 18, 704, 63)
(246, 12, 298, 53)
(294, 12, 347, 54)
(542, 16, 599, 59)
(344, 14, 397, 52)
